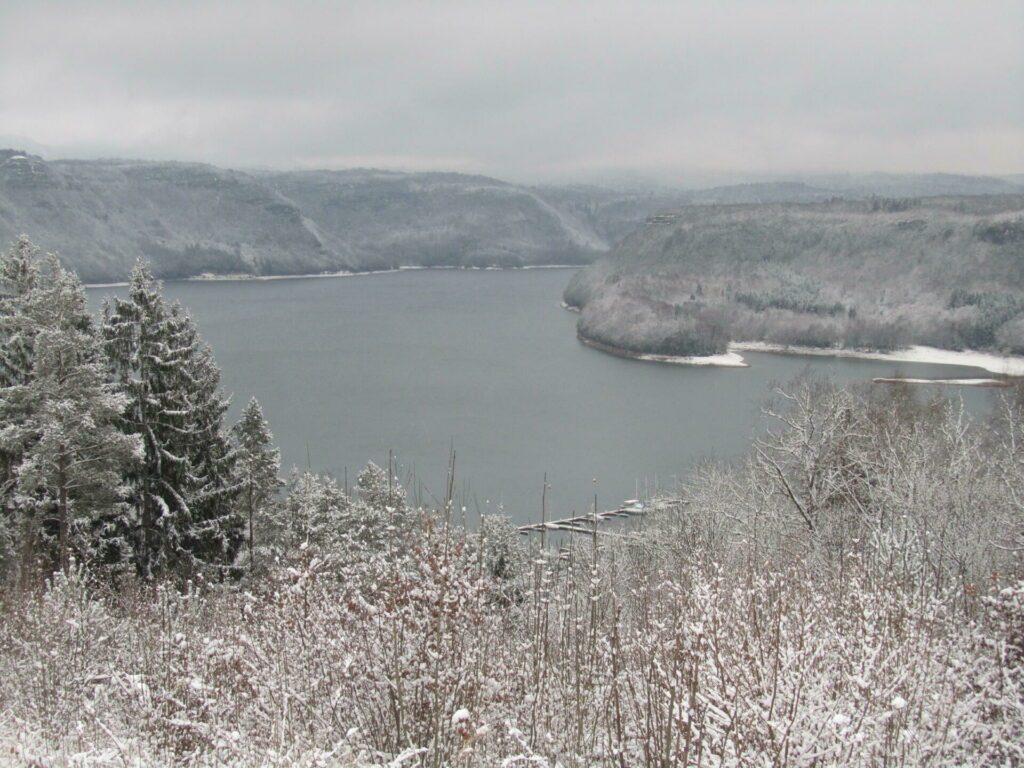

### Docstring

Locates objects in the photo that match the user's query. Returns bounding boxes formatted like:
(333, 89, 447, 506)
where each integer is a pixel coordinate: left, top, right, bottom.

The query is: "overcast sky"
(1, 1, 1021, 184)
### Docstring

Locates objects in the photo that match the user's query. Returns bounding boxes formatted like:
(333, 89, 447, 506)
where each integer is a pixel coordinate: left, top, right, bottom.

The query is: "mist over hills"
(0, 147, 1021, 284)
(565, 195, 1024, 357)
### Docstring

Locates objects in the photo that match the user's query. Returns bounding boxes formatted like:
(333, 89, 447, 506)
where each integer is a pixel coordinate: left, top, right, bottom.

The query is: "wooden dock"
(517, 497, 682, 536)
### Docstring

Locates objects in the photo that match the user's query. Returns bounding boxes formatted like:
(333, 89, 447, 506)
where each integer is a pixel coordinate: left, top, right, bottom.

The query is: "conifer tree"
(177, 324, 244, 573)
(0, 253, 140, 574)
(102, 261, 190, 577)
(0, 236, 41, 389)
(101, 260, 241, 579)
(0, 237, 41, 546)
(231, 397, 280, 572)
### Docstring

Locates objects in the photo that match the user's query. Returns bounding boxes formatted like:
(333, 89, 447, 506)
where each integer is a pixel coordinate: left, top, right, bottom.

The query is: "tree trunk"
(57, 447, 69, 572)
(18, 511, 39, 589)
(248, 484, 255, 573)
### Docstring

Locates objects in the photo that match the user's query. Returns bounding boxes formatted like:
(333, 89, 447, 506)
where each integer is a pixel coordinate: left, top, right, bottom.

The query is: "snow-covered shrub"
(3, 384, 1024, 765)
(260, 467, 414, 571)
(356, 460, 407, 518)
(1, 528, 1021, 766)
(477, 513, 525, 583)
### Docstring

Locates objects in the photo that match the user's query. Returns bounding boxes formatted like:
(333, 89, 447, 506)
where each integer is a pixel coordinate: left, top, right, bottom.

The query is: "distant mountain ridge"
(0, 148, 1020, 282)
(0, 152, 604, 282)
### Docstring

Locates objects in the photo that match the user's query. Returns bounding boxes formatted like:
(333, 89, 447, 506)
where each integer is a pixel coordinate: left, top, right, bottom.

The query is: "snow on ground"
(731, 342, 1024, 377)
(873, 377, 1011, 388)
(637, 350, 749, 367)
(577, 331, 1024, 374)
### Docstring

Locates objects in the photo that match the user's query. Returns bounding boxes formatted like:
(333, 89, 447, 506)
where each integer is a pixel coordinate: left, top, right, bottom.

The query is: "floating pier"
(517, 497, 683, 535)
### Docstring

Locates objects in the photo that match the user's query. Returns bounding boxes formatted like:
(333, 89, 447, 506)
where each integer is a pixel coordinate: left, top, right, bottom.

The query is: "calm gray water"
(87, 269, 994, 524)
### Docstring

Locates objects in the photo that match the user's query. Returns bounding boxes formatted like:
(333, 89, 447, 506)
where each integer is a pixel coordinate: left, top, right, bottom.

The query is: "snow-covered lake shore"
(578, 334, 749, 367)
(873, 376, 1012, 388)
(730, 342, 1024, 378)
(85, 263, 581, 289)
(576, 328, 1024, 379)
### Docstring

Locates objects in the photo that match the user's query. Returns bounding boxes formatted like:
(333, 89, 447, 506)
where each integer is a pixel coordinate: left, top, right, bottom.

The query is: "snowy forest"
(0, 235, 1021, 765)
(565, 196, 1024, 358)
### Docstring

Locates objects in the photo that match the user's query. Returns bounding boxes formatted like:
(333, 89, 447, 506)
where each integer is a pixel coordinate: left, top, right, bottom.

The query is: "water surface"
(88, 269, 994, 524)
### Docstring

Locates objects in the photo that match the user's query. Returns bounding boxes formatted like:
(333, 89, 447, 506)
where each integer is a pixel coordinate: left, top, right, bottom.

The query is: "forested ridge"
(0, 151, 687, 282)
(4, 148, 1022, 286)
(565, 195, 1024, 358)
(0, 236, 1023, 765)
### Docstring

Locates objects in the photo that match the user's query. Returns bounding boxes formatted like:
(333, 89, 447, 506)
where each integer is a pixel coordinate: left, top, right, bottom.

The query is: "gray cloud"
(1, 0, 1021, 183)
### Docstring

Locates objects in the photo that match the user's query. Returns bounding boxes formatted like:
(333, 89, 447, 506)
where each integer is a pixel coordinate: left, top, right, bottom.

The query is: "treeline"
(576, 292, 731, 357)
(0, 236, 405, 585)
(948, 288, 1024, 350)
(734, 285, 846, 317)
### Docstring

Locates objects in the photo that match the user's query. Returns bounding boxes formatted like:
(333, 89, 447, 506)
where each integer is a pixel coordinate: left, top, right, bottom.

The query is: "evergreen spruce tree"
(0, 236, 41, 388)
(102, 261, 190, 577)
(231, 397, 280, 572)
(101, 260, 241, 579)
(0, 236, 41, 562)
(0, 253, 140, 574)
(177, 321, 244, 574)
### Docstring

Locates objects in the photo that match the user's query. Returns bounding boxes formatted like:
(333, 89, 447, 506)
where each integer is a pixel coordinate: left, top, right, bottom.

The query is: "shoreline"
(576, 330, 1024, 380)
(84, 268, 1024, 383)
(577, 333, 749, 368)
(85, 263, 582, 289)
(873, 376, 1012, 388)
(731, 341, 1024, 377)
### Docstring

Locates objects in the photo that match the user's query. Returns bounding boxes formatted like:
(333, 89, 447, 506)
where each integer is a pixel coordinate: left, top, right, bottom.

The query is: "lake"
(87, 269, 995, 524)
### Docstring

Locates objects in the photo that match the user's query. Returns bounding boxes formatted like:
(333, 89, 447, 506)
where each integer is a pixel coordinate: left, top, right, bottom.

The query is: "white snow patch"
(873, 377, 1010, 388)
(637, 351, 749, 368)
(731, 342, 1024, 377)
